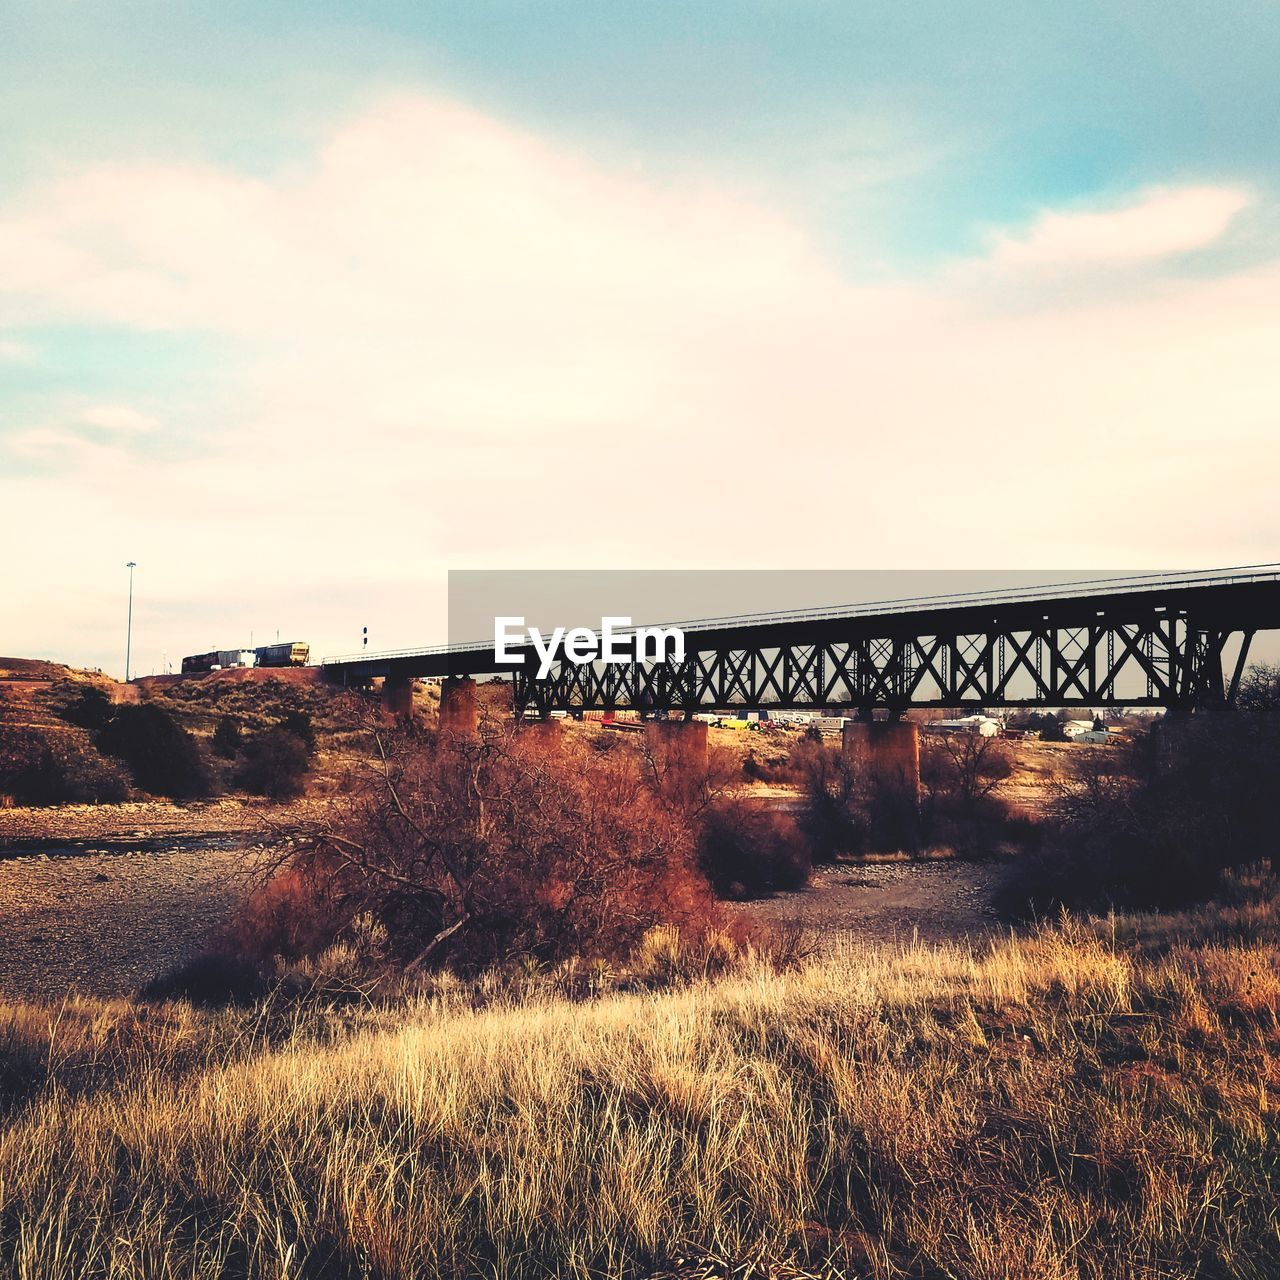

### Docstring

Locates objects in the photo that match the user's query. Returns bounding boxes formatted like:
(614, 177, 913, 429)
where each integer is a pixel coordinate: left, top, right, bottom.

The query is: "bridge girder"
(512, 612, 1256, 717)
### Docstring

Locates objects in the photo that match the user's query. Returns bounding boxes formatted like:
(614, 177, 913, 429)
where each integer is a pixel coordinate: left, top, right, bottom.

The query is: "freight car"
(254, 641, 310, 667)
(180, 641, 308, 673)
(181, 648, 255, 673)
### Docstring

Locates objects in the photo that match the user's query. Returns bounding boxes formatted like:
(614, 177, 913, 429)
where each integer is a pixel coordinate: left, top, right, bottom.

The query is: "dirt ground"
(0, 848, 1006, 1003)
(0, 796, 323, 844)
(729, 858, 1006, 951)
(0, 800, 311, 1002)
(0, 844, 261, 1001)
(0, 735, 1039, 1001)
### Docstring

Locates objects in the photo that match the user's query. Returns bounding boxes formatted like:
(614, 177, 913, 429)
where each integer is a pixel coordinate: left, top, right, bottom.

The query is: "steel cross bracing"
(510, 606, 1264, 718)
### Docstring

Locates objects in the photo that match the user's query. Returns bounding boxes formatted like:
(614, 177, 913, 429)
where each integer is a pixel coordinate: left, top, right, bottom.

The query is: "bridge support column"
(842, 719, 920, 800)
(439, 676, 479, 736)
(645, 720, 709, 775)
(518, 718, 562, 745)
(1149, 712, 1193, 772)
(381, 673, 415, 722)
(842, 719, 921, 847)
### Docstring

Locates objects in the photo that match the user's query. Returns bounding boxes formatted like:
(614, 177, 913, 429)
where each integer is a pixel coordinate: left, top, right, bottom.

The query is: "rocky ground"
(727, 857, 1006, 951)
(0, 799, 315, 1002)
(0, 843, 263, 1001)
(0, 796, 321, 845)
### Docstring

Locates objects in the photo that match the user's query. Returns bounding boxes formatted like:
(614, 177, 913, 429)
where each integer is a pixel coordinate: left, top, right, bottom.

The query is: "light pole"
(125, 562, 137, 681)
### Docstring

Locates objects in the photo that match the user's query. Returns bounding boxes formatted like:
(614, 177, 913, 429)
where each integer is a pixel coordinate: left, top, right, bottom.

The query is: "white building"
(1061, 720, 1096, 740)
(928, 714, 1002, 738)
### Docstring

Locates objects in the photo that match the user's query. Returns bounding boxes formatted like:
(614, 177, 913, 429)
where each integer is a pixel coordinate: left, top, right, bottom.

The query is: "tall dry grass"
(2, 880, 1279, 1279)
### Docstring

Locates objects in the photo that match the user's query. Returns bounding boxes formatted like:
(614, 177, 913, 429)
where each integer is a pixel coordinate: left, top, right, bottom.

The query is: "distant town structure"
(1062, 719, 1118, 744)
(926, 714, 1002, 737)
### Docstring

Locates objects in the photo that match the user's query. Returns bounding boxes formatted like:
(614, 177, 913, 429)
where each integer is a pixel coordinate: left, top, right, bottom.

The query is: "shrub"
(920, 733, 1013, 855)
(740, 748, 797, 785)
(234, 727, 310, 799)
(277, 709, 315, 753)
(211, 715, 242, 759)
(139, 953, 266, 1007)
(697, 798, 810, 898)
(921, 734, 1011, 814)
(1003, 696, 1280, 914)
(49, 682, 115, 734)
(227, 865, 345, 963)
(260, 716, 717, 970)
(791, 738, 872, 860)
(96, 704, 212, 799)
(0, 725, 130, 805)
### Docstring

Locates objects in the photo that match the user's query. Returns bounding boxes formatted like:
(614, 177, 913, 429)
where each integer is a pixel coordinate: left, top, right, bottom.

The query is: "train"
(180, 641, 310, 674)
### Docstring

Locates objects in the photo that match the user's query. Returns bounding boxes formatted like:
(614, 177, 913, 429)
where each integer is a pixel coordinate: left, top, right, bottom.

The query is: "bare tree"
(927, 733, 1012, 810)
(261, 710, 714, 970)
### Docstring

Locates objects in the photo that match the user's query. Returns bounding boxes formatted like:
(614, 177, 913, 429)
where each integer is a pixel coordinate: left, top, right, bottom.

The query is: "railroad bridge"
(322, 566, 1280, 809)
(323, 566, 1280, 720)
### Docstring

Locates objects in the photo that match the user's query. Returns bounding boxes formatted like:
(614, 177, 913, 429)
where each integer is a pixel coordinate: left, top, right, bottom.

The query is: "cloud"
(990, 185, 1250, 266)
(0, 94, 1277, 672)
(0, 337, 34, 361)
(81, 404, 160, 434)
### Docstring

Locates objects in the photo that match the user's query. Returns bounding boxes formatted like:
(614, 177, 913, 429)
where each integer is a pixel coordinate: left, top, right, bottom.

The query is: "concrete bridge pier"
(380, 673, 415, 722)
(841, 718, 921, 798)
(438, 676, 479, 736)
(645, 719, 709, 774)
(518, 718, 562, 745)
(842, 719, 921, 845)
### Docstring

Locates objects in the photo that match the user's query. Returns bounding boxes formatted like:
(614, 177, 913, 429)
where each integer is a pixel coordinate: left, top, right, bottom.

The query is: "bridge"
(322, 565, 1280, 721)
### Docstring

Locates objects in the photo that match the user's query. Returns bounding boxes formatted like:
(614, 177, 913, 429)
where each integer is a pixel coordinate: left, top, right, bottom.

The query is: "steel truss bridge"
(321, 566, 1280, 718)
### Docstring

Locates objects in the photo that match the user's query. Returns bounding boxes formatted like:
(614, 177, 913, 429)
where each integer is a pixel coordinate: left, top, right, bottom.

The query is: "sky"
(1, 1, 1278, 676)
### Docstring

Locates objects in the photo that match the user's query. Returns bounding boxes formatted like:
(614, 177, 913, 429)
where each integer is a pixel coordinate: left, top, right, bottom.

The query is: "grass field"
(2, 871, 1277, 1279)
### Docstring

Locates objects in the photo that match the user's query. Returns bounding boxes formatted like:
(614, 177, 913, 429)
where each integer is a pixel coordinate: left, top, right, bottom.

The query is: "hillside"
(0, 659, 135, 732)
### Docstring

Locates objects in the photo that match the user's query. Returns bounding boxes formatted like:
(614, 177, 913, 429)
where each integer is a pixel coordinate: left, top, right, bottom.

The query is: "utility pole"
(125, 561, 137, 681)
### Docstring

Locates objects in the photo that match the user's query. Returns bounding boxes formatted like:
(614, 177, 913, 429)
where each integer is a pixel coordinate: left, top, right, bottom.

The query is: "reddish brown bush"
(257, 716, 718, 970)
(697, 798, 810, 898)
(0, 725, 129, 805)
(227, 864, 345, 962)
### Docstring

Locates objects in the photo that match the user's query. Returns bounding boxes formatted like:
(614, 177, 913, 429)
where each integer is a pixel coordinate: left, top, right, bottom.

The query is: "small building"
(926, 714, 1002, 738)
(814, 715, 849, 736)
(1061, 720, 1097, 740)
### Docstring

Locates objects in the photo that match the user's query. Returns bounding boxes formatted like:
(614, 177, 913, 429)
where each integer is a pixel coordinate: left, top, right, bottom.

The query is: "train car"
(254, 641, 310, 668)
(181, 651, 218, 674)
(215, 649, 256, 669)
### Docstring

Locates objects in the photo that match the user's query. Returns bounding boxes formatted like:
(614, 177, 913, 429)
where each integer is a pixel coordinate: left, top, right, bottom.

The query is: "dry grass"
(2, 880, 1279, 1279)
